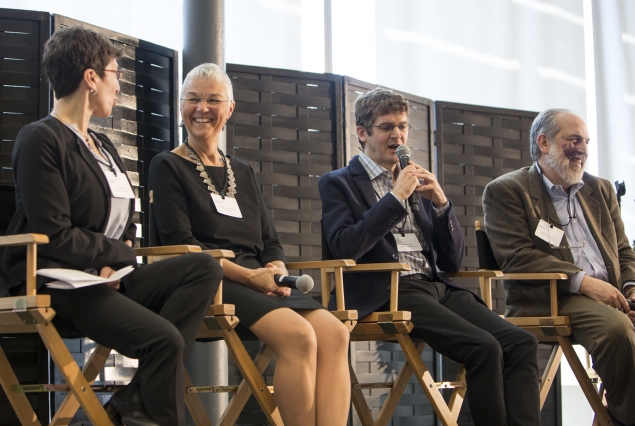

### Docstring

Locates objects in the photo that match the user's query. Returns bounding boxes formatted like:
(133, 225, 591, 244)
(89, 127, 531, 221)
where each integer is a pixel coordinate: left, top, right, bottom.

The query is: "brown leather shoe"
(104, 389, 158, 426)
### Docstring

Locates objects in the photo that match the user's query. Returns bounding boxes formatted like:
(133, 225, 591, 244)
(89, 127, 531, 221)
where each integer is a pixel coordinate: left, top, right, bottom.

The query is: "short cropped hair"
(355, 88, 409, 134)
(42, 26, 122, 100)
(529, 108, 571, 161)
(181, 63, 234, 102)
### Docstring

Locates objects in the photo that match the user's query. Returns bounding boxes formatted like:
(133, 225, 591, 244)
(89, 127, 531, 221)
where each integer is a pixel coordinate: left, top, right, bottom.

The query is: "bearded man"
(483, 108, 635, 426)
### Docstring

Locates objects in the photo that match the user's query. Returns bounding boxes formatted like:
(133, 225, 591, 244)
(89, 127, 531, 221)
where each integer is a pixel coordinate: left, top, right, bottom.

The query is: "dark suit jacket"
(0, 115, 137, 294)
(482, 164, 635, 316)
(319, 155, 473, 318)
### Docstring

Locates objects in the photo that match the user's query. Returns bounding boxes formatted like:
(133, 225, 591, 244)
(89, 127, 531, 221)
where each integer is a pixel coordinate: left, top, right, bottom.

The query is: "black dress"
(149, 151, 323, 328)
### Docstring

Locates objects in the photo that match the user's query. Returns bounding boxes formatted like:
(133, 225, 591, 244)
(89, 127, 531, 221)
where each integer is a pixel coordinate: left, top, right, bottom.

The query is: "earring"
(179, 121, 184, 128)
(90, 89, 98, 96)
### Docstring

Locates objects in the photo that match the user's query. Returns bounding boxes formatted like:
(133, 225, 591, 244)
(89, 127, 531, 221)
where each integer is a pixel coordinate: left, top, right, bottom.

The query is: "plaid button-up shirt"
(358, 152, 436, 278)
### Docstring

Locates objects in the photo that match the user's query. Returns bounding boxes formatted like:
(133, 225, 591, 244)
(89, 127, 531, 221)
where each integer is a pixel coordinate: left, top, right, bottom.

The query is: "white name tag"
(211, 194, 242, 218)
(395, 233, 423, 252)
(535, 219, 564, 247)
(106, 172, 135, 199)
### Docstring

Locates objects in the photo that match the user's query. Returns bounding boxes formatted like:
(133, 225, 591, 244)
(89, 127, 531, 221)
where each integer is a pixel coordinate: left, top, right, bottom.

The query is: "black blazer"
(319, 155, 477, 318)
(0, 115, 137, 294)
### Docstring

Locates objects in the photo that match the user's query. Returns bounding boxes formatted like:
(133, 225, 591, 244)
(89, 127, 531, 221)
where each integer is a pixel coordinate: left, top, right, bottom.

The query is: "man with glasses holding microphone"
(483, 108, 635, 426)
(319, 88, 541, 426)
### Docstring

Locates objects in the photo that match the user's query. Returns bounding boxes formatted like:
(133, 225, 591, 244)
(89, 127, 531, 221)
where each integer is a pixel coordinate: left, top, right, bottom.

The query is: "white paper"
(395, 233, 423, 252)
(211, 194, 242, 218)
(535, 219, 564, 247)
(106, 172, 135, 199)
(40, 265, 134, 289)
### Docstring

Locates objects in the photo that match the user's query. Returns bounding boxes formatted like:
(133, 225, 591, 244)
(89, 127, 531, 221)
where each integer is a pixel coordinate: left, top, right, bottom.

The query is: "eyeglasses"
(94, 67, 124, 80)
(372, 123, 410, 133)
(181, 97, 231, 107)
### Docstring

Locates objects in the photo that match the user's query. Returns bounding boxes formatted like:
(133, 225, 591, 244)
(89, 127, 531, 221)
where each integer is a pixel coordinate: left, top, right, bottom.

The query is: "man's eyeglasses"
(181, 97, 231, 107)
(372, 123, 410, 133)
(94, 67, 124, 80)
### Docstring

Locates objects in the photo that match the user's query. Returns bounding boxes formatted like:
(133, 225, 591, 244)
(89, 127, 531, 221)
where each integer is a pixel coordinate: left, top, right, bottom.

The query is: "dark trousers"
(394, 278, 541, 426)
(43, 253, 222, 426)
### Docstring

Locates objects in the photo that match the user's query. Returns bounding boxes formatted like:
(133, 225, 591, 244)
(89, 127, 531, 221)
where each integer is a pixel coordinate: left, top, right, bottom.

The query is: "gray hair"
(529, 108, 570, 161)
(180, 63, 234, 101)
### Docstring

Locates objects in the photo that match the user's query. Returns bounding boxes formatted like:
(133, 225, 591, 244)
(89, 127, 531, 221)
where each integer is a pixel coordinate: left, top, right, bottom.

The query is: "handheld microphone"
(395, 145, 419, 212)
(273, 274, 314, 293)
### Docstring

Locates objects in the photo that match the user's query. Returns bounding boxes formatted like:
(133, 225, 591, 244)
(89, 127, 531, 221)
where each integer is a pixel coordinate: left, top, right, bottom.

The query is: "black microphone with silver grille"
(273, 274, 314, 293)
(395, 145, 419, 212)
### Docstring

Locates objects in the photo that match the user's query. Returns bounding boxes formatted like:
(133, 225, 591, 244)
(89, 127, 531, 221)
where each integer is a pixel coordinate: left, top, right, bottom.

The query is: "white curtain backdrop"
(593, 0, 635, 242)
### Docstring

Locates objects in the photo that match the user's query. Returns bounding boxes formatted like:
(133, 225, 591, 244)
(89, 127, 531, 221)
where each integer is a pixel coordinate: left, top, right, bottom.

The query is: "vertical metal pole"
(183, 0, 227, 151)
(324, 0, 333, 73)
(183, 1, 228, 424)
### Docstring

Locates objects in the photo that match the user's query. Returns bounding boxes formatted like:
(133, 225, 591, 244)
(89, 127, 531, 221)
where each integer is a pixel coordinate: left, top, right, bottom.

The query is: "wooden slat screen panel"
(0, 8, 49, 186)
(0, 8, 50, 424)
(436, 101, 537, 313)
(435, 102, 564, 426)
(53, 15, 179, 250)
(226, 64, 343, 303)
(343, 76, 434, 173)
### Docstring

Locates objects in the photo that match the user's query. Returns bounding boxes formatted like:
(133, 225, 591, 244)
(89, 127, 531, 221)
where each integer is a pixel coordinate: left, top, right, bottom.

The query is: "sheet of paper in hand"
(39, 265, 135, 290)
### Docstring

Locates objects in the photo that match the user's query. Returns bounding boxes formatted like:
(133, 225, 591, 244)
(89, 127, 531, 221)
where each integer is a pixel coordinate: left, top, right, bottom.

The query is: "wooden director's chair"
(320, 232, 500, 426)
(143, 190, 361, 426)
(0, 233, 115, 426)
(472, 220, 612, 426)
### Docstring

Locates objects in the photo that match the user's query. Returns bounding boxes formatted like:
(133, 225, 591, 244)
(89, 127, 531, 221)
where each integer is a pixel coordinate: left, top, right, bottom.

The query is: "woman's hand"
(124, 240, 133, 247)
(99, 266, 120, 290)
(246, 264, 290, 297)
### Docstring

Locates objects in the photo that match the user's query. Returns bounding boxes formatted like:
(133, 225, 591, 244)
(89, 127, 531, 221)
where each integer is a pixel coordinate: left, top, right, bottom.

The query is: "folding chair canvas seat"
(472, 220, 612, 426)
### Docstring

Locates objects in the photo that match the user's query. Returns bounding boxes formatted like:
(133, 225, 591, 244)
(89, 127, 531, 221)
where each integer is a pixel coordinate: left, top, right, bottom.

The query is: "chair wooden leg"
(448, 363, 466, 420)
(218, 344, 275, 426)
(349, 362, 374, 426)
(183, 369, 214, 426)
(395, 335, 457, 426)
(219, 328, 282, 426)
(0, 344, 41, 426)
(558, 337, 612, 426)
(539, 345, 563, 409)
(373, 342, 424, 426)
(50, 344, 111, 426)
(36, 323, 113, 426)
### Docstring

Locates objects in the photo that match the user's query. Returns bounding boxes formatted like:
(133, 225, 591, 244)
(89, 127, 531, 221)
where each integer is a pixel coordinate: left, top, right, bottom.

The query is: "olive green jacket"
(482, 164, 635, 316)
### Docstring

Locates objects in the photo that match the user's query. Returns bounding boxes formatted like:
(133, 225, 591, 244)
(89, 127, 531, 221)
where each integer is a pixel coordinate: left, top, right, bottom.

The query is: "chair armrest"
(444, 270, 503, 278)
(0, 234, 49, 296)
(285, 259, 356, 270)
(342, 263, 410, 312)
(495, 272, 568, 317)
(134, 245, 202, 256)
(342, 262, 410, 273)
(0, 234, 49, 247)
(496, 273, 568, 280)
(202, 249, 235, 259)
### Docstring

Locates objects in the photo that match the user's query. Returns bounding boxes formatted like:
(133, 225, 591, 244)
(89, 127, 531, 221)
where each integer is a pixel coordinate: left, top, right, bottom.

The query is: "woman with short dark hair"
(0, 26, 223, 426)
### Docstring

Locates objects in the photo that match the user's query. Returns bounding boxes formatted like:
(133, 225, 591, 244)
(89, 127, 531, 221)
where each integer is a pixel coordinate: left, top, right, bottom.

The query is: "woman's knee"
(277, 321, 318, 359)
(318, 317, 350, 353)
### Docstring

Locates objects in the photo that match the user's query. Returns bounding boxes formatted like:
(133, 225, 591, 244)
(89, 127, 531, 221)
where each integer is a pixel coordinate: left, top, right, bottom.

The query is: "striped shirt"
(358, 152, 436, 278)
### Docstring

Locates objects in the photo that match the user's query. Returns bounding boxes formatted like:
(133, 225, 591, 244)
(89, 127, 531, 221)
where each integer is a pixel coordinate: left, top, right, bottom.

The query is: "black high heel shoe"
(104, 389, 159, 426)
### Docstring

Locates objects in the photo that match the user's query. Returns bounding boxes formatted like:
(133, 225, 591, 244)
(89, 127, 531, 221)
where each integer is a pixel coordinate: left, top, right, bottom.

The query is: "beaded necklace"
(184, 140, 236, 198)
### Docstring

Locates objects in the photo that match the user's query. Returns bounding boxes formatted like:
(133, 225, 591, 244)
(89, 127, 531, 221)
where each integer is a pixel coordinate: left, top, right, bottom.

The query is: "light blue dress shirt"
(536, 163, 632, 294)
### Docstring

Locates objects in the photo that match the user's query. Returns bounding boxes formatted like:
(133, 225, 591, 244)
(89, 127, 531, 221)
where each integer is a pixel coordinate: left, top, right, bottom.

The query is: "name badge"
(395, 233, 423, 252)
(211, 194, 242, 218)
(106, 171, 135, 199)
(535, 219, 564, 247)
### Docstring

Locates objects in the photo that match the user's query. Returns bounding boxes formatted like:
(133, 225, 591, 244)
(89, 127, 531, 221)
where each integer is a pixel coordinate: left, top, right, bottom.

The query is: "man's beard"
(544, 143, 585, 186)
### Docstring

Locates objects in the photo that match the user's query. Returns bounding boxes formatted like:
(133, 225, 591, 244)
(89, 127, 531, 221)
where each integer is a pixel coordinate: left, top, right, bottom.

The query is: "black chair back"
(0, 185, 16, 236)
(475, 222, 500, 271)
